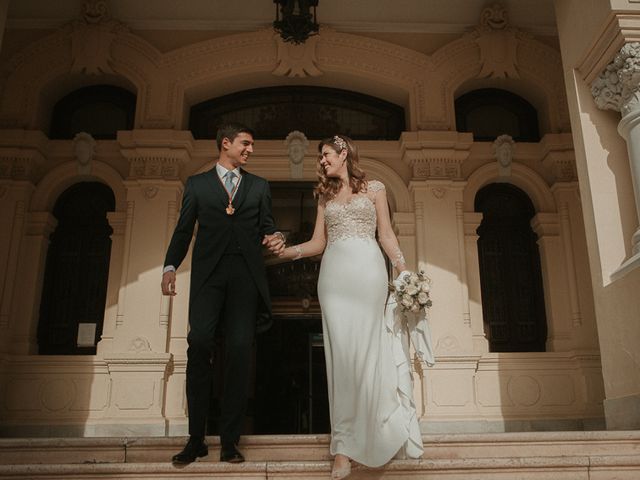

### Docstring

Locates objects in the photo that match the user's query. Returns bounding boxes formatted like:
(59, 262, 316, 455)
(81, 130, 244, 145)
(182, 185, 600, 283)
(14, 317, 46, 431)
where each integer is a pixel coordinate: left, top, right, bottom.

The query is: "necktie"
(224, 171, 236, 195)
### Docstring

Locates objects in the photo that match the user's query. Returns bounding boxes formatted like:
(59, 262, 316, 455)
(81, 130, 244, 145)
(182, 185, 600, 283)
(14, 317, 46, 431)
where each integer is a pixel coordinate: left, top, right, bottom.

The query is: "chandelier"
(273, 0, 319, 44)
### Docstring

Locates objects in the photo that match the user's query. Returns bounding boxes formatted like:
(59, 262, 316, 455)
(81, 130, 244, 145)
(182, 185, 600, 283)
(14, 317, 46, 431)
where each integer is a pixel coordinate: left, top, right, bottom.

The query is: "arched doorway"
(37, 182, 115, 355)
(475, 183, 547, 352)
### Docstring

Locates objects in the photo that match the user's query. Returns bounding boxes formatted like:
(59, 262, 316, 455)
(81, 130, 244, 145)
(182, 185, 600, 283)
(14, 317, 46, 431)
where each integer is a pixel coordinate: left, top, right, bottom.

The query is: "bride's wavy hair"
(314, 135, 366, 202)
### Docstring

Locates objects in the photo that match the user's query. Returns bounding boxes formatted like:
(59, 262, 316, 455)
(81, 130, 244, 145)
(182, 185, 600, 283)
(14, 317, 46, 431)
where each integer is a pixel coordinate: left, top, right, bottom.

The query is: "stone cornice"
(578, 13, 640, 84)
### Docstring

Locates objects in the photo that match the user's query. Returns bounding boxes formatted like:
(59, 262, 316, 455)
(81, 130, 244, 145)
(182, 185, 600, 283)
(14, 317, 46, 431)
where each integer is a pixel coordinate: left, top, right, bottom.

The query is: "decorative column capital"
(541, 133, 577, 183)
(118, 130, 194, 180)
(592, 42, 640, 116)
(26, 211, 58, 237)
(400, 131, 472, 180)
(0, 130, 49, 181)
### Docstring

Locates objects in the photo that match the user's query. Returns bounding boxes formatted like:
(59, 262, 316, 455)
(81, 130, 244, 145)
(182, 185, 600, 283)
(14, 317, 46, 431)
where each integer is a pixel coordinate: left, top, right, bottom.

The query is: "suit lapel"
(205, 168, 230, 209)
(233, 169, 252, 211)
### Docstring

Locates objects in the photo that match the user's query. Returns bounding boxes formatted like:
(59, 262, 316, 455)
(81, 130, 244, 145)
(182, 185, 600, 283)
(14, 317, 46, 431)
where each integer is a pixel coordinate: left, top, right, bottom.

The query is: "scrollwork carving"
(143, 186, 159, 200)
(129, 336, 152, 353)
(272, 34, 322, 78)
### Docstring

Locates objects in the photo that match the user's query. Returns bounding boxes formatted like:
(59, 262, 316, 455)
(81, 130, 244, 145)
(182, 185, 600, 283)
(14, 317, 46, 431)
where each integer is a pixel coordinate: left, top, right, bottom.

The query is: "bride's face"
(319, 145, 347, 178)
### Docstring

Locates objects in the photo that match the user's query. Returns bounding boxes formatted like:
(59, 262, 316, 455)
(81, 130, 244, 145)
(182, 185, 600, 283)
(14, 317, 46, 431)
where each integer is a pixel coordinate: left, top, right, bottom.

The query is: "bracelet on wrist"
(293, 245, 303, 261)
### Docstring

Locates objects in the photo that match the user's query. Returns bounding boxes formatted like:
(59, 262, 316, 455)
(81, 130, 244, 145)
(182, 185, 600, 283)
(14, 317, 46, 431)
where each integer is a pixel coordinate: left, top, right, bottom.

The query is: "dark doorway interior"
(38, 182, 115, 355)
(475, 183, 548, 352)
(206, 181, 330, 435)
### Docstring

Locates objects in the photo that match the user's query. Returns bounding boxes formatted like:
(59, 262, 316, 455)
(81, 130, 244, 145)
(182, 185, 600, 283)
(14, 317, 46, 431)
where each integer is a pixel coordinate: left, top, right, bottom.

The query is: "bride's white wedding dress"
(317, 180, 425, 467)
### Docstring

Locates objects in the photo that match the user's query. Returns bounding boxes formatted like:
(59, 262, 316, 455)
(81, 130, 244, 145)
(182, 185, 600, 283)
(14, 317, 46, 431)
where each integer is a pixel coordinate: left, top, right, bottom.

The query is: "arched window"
(455, 88, 540, 142)
(38, 182, 115, 355)
(475, 183, 547, 352)
(50, 85, 136, 139)
(189, 86, 405, 140)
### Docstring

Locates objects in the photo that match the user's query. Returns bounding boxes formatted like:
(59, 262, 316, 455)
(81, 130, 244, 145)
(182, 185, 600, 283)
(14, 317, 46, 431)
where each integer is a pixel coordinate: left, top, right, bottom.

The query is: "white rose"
(420, 282, 430, 293)
(409, 273, 419, 284)
(410, 304, 420, 313)
(406, 285, 418, 296)
(401, 294, 413, 308)
(417, 291, 429, 305)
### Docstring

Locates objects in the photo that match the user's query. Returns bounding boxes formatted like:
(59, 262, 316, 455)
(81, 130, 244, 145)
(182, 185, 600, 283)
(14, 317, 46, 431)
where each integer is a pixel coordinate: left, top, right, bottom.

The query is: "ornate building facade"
(0, 0, 638, 437)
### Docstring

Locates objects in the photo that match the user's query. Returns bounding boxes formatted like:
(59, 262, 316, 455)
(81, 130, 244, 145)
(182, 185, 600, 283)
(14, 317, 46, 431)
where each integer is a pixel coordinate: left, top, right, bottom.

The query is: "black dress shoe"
(220, 443, 245, 463)
(172, 437, 208, 464)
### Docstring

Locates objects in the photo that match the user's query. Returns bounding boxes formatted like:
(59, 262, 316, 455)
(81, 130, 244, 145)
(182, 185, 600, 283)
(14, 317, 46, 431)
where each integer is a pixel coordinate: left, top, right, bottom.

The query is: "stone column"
(592, 42, 640, 277)
(100, 130, 192, 435)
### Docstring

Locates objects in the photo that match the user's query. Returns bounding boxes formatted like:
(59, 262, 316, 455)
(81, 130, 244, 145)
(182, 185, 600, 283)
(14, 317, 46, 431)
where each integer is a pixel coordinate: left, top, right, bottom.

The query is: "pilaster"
(98, 130, 193, 433)
(463, 212, 488, 354)
(530, 213, 572, 351)
(0, 132, 47, 355)
(9, 212, 57, 354)
(403, 131, 473, 355)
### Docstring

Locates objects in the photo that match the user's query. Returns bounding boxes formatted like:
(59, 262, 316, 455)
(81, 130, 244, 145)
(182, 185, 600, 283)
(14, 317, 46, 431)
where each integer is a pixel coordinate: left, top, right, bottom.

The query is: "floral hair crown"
(333, 135, 347, 152)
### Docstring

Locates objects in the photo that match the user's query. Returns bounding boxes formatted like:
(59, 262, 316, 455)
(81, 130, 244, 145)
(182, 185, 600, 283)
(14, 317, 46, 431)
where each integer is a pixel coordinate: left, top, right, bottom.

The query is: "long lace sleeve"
(369, 180, 407, 272)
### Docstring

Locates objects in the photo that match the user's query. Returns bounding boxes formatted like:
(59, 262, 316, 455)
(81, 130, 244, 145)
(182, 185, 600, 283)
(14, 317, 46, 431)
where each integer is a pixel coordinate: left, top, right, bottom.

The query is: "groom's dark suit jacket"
(164, 167, 277, 332)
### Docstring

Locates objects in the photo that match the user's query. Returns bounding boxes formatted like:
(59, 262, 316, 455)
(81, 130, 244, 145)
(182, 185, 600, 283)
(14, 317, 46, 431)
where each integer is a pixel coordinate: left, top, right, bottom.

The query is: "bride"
(278, 135, 424, 478)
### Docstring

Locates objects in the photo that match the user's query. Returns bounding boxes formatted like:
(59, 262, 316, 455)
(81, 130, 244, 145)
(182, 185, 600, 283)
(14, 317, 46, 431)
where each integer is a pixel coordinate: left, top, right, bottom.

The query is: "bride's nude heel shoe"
(331, 460, 351, 479)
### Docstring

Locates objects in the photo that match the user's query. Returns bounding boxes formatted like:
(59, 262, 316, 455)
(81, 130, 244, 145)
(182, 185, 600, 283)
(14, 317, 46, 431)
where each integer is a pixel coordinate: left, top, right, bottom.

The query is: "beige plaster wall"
(554, 0, 640, 428)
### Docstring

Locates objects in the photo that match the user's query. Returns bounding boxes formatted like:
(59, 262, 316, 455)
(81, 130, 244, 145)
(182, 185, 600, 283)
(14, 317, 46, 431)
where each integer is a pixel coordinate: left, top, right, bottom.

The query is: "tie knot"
(224, 170, 236, 194)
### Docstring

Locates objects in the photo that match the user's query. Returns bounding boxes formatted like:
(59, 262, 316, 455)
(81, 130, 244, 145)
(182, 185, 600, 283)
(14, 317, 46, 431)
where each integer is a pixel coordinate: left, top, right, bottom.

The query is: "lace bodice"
(324, 180, 385, 245)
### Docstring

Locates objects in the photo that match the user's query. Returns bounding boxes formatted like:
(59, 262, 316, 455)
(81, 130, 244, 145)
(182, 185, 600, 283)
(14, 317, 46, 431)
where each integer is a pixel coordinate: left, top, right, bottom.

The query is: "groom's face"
(224, 132, 254, 168)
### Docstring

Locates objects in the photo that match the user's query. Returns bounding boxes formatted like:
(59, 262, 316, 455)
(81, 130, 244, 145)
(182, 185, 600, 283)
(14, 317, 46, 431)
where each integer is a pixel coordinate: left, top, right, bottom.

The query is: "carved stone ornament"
(272, 33, 322, 78)
(0, 153, 43, 180)
(493, 134, 515, 177)
(129, 336, 152, 353)
(128, 157, 181, 180)
(73, 132, 96, 174)
(432, 188, 446, 199)
(69, 0, 128, 75)
(143, 185, 159, 200)
(286, 130, 309, 179)
(82, 0, 110, 23)
(592, 42, 640, 116)
(471, 3, 520, 79)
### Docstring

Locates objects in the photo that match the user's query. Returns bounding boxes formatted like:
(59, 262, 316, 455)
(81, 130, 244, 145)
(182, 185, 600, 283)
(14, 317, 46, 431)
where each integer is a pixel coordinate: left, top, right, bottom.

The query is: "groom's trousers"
(185, 252, 258, 443)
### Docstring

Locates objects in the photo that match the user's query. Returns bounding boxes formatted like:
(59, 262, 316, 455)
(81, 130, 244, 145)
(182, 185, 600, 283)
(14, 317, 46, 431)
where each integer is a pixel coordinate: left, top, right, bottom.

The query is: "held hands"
(161, 271, 177, 296)
(263, 232, 286, 256)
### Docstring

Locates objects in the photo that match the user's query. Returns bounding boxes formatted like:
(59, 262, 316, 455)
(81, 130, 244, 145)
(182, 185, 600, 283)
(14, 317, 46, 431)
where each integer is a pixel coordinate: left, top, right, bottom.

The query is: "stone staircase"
(0, 431, 639, 479)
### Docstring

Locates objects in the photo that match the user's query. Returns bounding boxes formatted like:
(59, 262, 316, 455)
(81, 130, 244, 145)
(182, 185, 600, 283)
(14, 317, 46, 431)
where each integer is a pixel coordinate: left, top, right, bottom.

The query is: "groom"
(161, 123, 285, 464)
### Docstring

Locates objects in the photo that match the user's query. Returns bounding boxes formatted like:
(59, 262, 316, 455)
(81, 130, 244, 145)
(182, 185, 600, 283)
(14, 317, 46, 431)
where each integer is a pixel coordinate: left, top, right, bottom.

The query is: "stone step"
(0, 456, 639, 480)
(1, 431, 640, 465)
(0, 432, 639, 479)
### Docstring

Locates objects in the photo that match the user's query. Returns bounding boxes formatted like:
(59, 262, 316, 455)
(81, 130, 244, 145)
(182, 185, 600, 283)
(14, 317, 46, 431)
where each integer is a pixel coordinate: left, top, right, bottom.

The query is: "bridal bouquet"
(389, 270, 432, 313)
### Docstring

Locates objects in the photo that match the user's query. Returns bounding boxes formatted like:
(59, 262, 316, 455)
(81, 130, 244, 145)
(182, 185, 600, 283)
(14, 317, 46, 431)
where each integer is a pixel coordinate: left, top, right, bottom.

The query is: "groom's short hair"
(216, 123, 256, 151)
